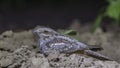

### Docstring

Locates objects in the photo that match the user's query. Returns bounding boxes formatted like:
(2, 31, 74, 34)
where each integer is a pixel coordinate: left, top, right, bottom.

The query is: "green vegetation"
(58, 29, 81, 41)
(63, 30, 77, 35)
(92, 0, 120, 32)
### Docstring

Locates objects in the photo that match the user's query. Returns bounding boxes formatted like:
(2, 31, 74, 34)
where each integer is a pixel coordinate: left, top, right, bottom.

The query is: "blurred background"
(0, 0, 108, 33)
(1, 0, 120, 63)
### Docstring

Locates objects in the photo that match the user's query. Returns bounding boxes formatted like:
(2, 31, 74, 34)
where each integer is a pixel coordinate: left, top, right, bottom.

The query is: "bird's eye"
(44, 31, 49, 33)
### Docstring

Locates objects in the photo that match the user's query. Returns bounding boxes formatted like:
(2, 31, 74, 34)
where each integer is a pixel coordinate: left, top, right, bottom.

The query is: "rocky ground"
(0, 25, 120, 68)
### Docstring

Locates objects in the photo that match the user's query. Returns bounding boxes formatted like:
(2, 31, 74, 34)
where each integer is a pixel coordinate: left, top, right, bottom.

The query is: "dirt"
(0, 26, 120, 68)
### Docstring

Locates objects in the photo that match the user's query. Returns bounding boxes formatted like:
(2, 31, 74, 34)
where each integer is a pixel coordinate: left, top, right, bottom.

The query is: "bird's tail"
(84, 50, 112, 60)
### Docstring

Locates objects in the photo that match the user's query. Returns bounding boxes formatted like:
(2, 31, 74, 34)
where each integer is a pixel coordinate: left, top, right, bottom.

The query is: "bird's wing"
(41, 36, 89, 53)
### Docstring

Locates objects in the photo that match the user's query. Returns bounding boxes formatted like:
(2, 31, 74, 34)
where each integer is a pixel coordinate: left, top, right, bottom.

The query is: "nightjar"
(33, 26, 111, 60)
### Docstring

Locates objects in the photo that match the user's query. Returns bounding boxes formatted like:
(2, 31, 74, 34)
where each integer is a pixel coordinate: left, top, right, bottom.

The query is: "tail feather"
(84, 50, 112, 60)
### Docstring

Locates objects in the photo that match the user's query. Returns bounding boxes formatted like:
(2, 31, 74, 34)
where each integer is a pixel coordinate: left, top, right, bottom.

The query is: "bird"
(33, 26, 111, 60)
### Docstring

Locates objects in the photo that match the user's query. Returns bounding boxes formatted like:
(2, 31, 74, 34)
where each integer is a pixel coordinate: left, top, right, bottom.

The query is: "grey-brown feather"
(33, 27, 111, 60)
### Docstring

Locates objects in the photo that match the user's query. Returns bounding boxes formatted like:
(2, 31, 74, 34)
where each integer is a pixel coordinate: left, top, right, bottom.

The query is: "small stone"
(1, 30, 13, 38)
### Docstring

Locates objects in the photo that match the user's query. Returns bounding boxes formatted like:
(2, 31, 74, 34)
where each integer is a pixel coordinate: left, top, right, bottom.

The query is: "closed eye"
(44, 31, 49, 34)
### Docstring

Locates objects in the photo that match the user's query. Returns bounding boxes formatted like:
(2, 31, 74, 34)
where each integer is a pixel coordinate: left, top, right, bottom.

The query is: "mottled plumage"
(33, 26, 111, 60)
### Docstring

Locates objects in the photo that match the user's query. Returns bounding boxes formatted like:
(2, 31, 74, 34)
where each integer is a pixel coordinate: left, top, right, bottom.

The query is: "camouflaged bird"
(33, 26, 111, 60)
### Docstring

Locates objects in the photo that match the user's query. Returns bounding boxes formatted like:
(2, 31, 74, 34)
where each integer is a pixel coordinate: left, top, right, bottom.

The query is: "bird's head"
(33, 26, 59, 38)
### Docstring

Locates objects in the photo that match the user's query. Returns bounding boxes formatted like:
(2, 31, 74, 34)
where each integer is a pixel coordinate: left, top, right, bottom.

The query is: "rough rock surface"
(0, 29, 120, 68)
(0, 46, 120, 68)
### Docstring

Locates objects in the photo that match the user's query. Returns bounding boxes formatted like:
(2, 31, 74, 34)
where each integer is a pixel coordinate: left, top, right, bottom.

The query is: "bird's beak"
(32, 29, 38, 33)
(32, 30, 41, 38)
